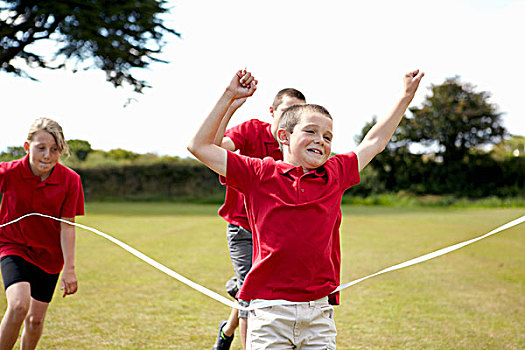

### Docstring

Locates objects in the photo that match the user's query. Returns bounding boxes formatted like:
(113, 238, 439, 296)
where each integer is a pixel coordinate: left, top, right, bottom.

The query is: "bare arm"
(60, 218, 78, 297)
(213, 97, 247, 151)
(188, 70, 257, 176)
(356, 70, 424, 171)
(240, 317, 247, 350)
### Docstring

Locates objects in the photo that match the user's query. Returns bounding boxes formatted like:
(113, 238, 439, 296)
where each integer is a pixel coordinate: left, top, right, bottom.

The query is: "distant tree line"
(1, 77, 523, 201)
(0, 141, 218, 202)
(0, 141, 198, 167)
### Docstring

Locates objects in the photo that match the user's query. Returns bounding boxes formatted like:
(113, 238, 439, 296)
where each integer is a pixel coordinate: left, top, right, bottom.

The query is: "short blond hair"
(27, 118, 70, 156)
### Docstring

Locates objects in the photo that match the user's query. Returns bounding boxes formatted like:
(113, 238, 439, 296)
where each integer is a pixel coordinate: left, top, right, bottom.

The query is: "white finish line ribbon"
(333, 214, 525, 293)
(0, 213, 241, 311)
(1, 213, 523, 311)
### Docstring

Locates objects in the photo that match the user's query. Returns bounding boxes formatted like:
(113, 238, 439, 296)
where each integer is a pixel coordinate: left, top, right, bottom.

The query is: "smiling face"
(24, 130, 62, 180)
(280, 108, 333, 172)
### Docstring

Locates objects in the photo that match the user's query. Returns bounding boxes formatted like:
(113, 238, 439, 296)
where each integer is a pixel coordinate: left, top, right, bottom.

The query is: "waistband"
(250, 296, 329, 308)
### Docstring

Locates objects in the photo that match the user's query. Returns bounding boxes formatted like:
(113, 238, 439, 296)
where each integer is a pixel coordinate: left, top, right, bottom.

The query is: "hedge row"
(348, 154, 524, 198)
(75, 156, 524, 202)
(75, 163, 224, 201)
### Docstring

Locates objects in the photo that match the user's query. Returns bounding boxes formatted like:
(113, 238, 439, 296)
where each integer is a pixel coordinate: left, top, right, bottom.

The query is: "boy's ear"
(23, 142, 30, 153)
(269, 106, 275, 118)
(277, 129, 289, 146)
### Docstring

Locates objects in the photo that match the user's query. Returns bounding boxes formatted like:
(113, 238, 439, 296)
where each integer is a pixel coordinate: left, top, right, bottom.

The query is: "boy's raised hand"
(227, 69, 258, 100)
(231, 97, 248, 110)
(356, 69, 425, 172)
(404, 69, 424, 98)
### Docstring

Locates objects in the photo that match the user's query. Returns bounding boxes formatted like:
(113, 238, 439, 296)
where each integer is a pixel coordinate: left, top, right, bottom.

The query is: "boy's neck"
(282, 155, 318, 174)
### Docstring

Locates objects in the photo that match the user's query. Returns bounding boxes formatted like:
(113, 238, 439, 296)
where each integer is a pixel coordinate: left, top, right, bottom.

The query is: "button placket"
(297, 178, 304, 200)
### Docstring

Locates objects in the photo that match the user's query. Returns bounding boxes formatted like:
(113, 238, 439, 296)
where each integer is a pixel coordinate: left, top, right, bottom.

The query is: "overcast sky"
(1, 0, 524, 157)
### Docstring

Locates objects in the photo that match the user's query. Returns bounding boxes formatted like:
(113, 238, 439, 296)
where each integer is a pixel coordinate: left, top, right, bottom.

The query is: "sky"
(1, 0, 524, 158)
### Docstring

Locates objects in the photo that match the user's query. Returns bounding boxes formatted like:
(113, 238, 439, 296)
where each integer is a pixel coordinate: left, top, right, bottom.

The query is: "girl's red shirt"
(0, 155, 85, 274)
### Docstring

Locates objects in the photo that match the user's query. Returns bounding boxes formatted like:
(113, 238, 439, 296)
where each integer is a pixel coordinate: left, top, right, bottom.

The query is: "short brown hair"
(27, 118, 70, 156)
(272, 88, 306, 110)
(278, 104, 332, 134)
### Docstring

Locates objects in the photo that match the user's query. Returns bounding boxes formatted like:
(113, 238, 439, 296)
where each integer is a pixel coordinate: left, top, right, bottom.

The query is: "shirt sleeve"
(60, 172, 85, 218)
(224, 120, 256, 153)
(329, 152, 361, 191)
(224, 150, 264, 195)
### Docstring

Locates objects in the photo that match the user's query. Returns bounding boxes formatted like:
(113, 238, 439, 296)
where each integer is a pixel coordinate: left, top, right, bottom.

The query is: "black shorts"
(1, 255, 59, 303)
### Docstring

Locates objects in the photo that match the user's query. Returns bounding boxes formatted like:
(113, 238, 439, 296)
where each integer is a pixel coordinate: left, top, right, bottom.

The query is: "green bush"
(75, 163, 224, 201)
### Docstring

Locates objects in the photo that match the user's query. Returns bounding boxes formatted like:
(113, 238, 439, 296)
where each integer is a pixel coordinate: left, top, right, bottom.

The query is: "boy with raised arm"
(212, 81, 306, 350)
(188, 69, 424, 349)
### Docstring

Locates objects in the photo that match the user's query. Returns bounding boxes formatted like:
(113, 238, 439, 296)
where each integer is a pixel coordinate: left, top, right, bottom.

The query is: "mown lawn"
(1, 203, 523, 349)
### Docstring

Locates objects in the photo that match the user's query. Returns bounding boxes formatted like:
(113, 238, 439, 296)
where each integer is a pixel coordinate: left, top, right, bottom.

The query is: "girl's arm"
(60, 218, 78, 297)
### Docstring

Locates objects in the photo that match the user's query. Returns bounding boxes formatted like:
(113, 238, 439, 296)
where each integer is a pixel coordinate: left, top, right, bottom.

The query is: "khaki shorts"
(247, 297, 337, 349)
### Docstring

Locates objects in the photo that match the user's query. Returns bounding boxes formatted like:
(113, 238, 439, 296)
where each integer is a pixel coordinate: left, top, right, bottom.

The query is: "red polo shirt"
(226, 150, 360, 303)
(0, 155, 85, 274)
(218, 119, 282, 230)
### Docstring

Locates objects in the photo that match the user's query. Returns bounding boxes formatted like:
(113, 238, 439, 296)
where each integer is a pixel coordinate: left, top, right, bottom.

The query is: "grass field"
(1, 203, 523, 349)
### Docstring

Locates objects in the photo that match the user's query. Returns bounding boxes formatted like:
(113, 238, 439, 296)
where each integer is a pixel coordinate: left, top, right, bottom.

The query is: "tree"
(0, 0, 179, 92)
(354, 117, 413, 192)
(0, 146, 25, 161)
(353, 78, 509, 196)
(106, 148, 139, 160)
(67, 139, 92, 161)
(401, 77, 506, 164)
